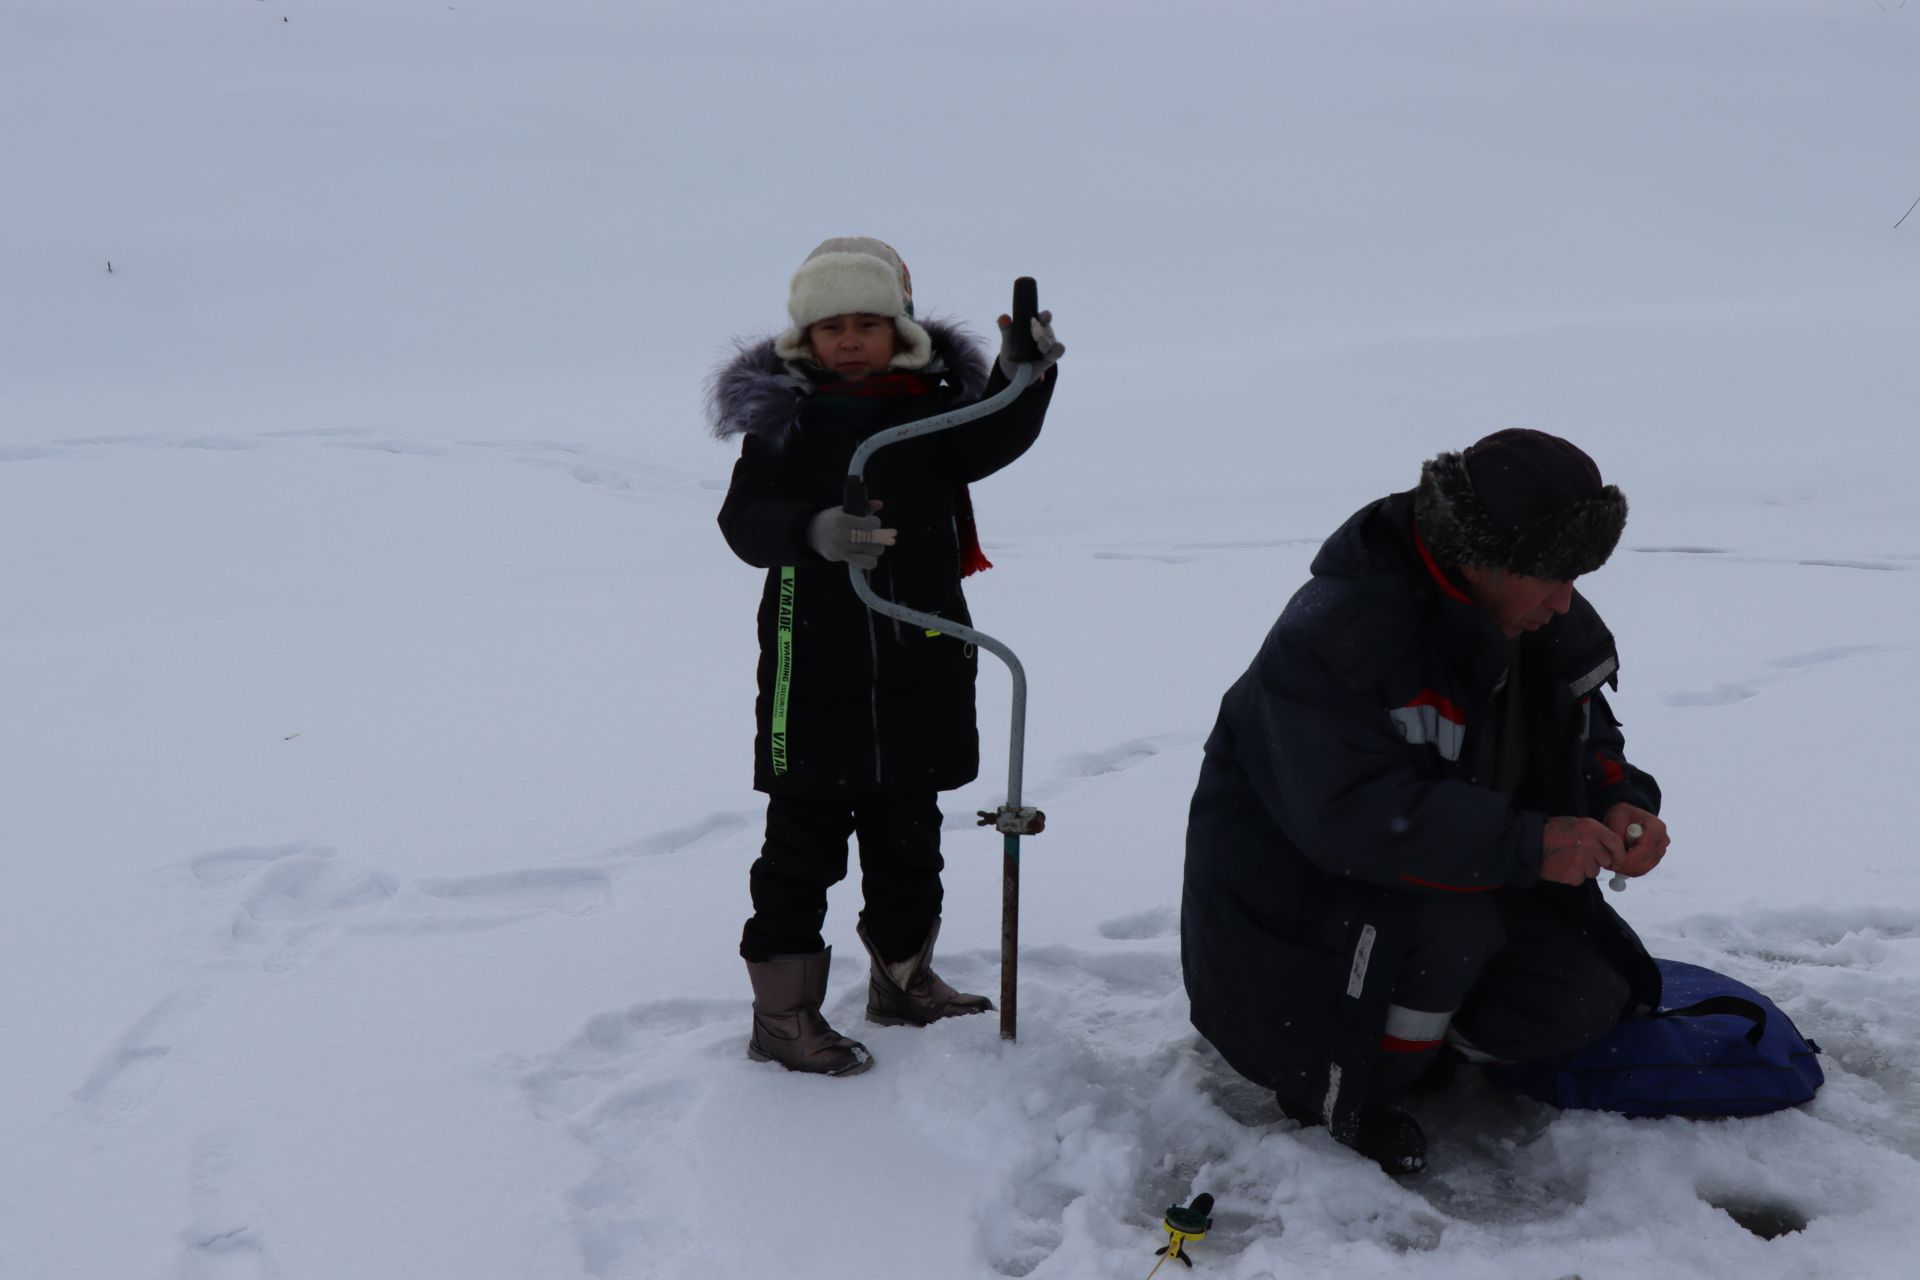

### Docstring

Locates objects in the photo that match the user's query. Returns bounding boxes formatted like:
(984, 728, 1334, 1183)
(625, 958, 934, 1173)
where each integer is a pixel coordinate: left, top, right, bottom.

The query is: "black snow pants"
(1370, 886, 1631, 1097)
(739, 790, 946, 965)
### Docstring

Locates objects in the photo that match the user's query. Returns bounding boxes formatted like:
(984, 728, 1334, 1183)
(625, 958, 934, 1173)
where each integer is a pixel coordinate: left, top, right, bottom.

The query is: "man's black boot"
(1280, 1094, 1428, 1176)
(1349, 1101, 1427, 1176)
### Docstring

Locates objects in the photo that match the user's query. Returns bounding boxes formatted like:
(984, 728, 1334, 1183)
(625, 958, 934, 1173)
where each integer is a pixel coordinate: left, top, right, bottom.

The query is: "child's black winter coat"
(712, 321, 1054, 795)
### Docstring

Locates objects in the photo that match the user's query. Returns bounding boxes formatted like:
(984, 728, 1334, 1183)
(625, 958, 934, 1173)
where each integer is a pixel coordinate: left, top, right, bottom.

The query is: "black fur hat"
(1414, 429, 1627, 581)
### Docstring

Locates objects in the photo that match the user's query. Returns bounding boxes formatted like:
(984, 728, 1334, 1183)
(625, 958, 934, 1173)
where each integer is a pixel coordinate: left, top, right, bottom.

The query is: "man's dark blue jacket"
(1181, 490, 1661, 1132)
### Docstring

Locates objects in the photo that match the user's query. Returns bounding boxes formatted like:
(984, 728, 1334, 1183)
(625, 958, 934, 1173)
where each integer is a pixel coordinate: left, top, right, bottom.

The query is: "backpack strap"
(1651, 996, 1767, 1047)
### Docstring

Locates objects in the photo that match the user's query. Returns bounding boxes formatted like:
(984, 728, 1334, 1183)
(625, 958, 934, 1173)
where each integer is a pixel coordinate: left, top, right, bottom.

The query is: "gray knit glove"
(997, 309, 1065, 380)
(807, 504, 896, 571)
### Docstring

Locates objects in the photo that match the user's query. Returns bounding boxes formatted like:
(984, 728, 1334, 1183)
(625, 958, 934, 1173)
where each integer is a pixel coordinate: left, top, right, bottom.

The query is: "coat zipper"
(865, 604, 883, 785)
(884, 558, 903, 643)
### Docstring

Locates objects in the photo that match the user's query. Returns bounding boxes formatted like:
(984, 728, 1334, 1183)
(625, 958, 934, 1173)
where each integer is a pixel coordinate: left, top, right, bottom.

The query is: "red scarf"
(815, 371, 933, 398)
(815, 371, 993, 577)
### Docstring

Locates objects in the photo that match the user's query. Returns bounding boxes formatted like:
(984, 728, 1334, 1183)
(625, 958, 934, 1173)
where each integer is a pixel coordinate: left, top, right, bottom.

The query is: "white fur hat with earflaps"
(772, 237, 935, 371)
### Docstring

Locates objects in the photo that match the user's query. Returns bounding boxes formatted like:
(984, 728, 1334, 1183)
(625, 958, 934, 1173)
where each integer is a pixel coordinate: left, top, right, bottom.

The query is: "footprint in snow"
(414, 867, 612, 917)
(73, 985, 219, 1126)
(160, 841, 608, 994)
(522, 998, 739, 1121)
(228, 853, 402, 972)
(460, 439, 593, 456)
(177, 844, 613, 968)
(82, 842, 620, 1122)
(183, 842, 333, 888)
(459, 438, 703, 497)
(1632, 545, 1730, 556)
(1409, 1075, 1577, 1227)
(176, 1226, 274, 1280)
(173, 436, 258, 452)
(324, 439, 448, 457)
(1632, 545, 1910, 573)
(1664, 643, 1894, 708)
(521, 999, 740, 1275)
(603, 810, 753, 861)
(1171, 537, 1323, 551)
(1018, 943, 1180, 1009)
(10, 429, 721, 514)
(1664, 682, 1759, 708)
(1057, 734, 1189, 780)
(1767, 645, 1888, 669)
(1092, 549, 1196, 565)
(1097, 905, 1178, 941)
(1797, 558, 1907, 572)
(177, 1132, 277, 1279)
(53, 433, 168, 446)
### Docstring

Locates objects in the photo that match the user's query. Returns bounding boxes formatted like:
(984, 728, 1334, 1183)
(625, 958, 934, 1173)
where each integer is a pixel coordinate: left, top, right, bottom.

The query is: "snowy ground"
(4, 2, 1919, 1277)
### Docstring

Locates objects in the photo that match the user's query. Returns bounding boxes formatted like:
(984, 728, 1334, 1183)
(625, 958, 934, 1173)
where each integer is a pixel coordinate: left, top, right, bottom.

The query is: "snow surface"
(4, 1, 1919, 1277)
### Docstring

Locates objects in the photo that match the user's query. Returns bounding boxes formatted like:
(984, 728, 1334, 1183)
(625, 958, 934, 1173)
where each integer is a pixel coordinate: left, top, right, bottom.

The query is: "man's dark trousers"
(1373, 886, 1631, 1096)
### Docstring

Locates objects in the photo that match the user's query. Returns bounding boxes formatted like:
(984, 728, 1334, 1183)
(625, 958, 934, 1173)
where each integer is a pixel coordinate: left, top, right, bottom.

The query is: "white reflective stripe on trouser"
(1346, 925, 1378, 998)
(1383, 1004, 1454, 1046)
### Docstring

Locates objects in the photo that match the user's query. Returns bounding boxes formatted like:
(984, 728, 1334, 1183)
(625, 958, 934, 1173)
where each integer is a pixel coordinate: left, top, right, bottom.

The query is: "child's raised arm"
(940, 308, 1063, 485)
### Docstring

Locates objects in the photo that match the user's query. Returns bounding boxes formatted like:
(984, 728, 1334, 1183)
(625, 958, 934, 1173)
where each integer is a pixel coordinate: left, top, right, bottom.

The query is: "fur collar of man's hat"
(1414, 448, 1627, 582)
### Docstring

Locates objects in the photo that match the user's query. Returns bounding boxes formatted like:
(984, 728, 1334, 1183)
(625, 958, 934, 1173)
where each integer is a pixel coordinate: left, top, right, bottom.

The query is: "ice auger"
(841, 277, 1047, 1043)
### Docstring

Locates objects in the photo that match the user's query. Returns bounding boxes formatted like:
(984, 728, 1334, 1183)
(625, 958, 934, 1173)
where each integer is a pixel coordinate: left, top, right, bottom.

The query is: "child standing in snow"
(710, 237, 1062, 1075)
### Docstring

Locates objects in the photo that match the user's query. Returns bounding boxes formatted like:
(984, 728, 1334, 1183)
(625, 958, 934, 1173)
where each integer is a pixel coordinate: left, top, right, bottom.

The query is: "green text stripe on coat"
(770, 566, 795, 775)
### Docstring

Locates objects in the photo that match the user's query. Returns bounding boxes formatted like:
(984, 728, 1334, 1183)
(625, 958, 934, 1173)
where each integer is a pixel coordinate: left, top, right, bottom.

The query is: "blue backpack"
(1486, 959, 1825, 1117)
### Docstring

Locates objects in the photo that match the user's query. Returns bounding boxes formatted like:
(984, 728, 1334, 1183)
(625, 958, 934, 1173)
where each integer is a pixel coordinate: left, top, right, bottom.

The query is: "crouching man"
(1180, 429, 1672, 1175)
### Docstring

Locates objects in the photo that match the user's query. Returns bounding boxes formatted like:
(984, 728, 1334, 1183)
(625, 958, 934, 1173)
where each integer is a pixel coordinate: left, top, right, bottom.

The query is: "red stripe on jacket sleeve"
(1398, 875, 1498, 894)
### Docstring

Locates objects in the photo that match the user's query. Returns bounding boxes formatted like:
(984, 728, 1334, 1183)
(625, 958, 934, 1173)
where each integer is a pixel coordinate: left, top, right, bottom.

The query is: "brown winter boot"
(858, 920, 994, 1027)
(745, 949, 874, 1076)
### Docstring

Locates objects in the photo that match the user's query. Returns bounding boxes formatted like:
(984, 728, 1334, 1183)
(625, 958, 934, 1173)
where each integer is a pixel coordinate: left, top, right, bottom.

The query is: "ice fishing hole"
(1704, 1195, 1809, 1241)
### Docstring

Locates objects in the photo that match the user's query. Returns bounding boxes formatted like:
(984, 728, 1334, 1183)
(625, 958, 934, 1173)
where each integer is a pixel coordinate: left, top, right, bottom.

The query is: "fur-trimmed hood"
(706, 318, 990, 448)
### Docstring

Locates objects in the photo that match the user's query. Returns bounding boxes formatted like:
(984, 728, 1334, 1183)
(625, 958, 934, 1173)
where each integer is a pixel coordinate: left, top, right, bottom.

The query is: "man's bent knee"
(1453, 953, 1630, 1064)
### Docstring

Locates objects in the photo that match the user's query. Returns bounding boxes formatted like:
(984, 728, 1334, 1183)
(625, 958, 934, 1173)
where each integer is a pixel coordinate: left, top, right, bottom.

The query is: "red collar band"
(1412, 519, 1475, 605)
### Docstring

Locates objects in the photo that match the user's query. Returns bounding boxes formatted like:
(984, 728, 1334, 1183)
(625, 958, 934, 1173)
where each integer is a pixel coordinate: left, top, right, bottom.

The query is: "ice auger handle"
(843, 475, 869, 518)
(1007, 277, 1040, 363)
